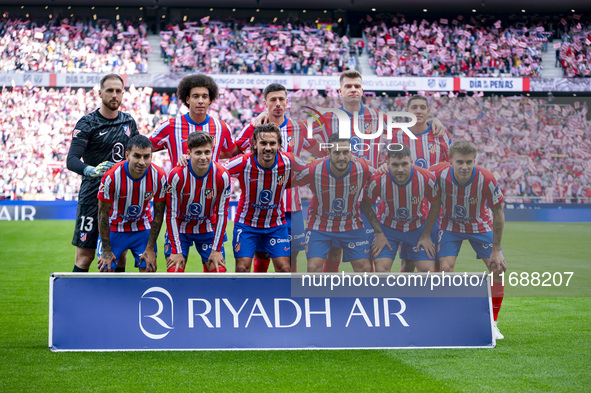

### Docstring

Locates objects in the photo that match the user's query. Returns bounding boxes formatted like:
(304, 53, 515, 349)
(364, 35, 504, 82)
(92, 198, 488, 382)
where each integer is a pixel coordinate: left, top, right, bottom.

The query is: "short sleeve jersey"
(97, 162, 167, 232)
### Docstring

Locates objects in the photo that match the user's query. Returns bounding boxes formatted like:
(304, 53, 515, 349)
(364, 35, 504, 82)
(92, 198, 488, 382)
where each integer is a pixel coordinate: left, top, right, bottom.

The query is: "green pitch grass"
(0, 221, 590, 392)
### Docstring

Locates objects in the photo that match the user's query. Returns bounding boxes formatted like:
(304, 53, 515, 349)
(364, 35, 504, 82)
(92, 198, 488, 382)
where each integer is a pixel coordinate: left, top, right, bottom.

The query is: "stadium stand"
(0, 17, 150, 73)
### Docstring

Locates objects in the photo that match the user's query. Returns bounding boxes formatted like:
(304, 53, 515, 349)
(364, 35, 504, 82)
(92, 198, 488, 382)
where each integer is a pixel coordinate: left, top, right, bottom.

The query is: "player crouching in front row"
(165, 131, 231, 273)
(362, 145, 439, 272)
(97, 135, 167, 272)
(417, 140, 507, 339)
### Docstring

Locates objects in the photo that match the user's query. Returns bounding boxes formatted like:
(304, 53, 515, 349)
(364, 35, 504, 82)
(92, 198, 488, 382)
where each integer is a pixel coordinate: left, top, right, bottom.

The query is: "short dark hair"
(406, 95, 429, 109)
(263, 83, 287, 99)
(339, 70, 362, 85)
(387, 144, 411, 160)
(328, 132, 351, 145)
(449, 140, 478, 158)
(177, 74, 219, 108)
(187, 131, 213, 150)
(100, 74, 124, 89)
(252, 123, 282, 155)
(126, 135, 152, 152)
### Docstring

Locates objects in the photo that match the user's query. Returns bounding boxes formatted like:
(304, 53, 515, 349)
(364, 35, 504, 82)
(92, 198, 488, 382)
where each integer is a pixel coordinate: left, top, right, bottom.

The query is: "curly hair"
(177, 74, 219, 108)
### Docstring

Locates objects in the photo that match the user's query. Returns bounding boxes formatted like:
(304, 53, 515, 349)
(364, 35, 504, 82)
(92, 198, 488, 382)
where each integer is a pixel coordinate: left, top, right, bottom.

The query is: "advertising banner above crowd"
(3, 72, 591, 92)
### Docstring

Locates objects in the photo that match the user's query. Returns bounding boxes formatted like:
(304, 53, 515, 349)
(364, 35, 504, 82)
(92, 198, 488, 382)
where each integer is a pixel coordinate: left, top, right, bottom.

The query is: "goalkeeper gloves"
(83, 161, 114, 177)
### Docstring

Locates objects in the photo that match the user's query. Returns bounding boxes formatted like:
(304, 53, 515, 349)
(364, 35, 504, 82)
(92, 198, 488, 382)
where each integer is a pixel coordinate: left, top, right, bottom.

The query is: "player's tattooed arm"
(362, 200, 392, 258)
(141, 201, 166, 272)
(490, 204, 507, 271)
(97, 200, 116, 272)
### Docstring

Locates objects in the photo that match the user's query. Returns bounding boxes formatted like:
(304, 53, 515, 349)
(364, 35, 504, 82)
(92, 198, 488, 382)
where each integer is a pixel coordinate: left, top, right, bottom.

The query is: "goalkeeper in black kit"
(66, 74, 139, 272)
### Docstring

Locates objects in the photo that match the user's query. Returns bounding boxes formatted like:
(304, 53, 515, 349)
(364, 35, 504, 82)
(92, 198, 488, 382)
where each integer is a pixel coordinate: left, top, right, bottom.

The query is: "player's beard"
(104, 98, 121, 111)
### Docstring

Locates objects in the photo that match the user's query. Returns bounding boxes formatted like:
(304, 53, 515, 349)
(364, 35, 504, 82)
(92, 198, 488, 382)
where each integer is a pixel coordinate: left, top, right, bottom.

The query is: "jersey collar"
(340, 102, 365, 118)
(325, 158, 352, 179)
(253, 153, 278, 170)
(412, 122, 432, 137)
(124, 161, 149, 182)
(185, 113, 210, 127)
(389, 167, 414, 187)
(188, 161, 212, 179)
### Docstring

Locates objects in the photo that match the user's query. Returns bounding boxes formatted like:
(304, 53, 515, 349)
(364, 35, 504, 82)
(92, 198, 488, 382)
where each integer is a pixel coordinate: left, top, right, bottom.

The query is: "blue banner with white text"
(50, 273, 494, 351)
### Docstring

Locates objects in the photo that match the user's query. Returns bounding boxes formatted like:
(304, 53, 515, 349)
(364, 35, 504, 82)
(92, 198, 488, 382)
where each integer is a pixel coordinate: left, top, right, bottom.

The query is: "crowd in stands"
(1, 85, 589, 202)
(555, 19, 591, 77)
(160, 19, 354, 75)
(0, 17, 150, 73)
(363, 13, 591, 78)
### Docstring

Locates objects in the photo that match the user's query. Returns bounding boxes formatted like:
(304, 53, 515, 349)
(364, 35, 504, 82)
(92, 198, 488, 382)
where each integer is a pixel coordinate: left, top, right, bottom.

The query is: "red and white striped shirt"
(225, 152, 293, 228)
(150, 114, 235, 165)
(314, 103, 387, 168)
(297, 157, 373, 232)
(363, 166, 439, 232)
(392, 123, 452, 169)
(166, 161, 231, 253)
(235, 116, 313, 212)
(98, 162, 167, 232)
(436, 165, 504, 233)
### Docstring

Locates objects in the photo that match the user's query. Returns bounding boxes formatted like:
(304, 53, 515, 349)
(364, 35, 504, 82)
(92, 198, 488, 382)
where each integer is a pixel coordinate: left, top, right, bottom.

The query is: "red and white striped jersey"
(225, 152, 293, 228)
(98, 161, 167, 232)
(297, 157, 373, 232)
(392, 123, 452, 169)
(150, 114, 235, 165)
(314, 103, 388, 168)
(166, 161, 231, 253)
(235, 116, 313, 212)
(436, 165, 504, 233)
(363, 166, 439, 232)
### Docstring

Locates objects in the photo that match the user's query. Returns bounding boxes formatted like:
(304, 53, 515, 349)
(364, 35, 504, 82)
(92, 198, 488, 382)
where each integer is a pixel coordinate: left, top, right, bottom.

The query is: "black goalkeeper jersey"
(67, 109, 139, 202)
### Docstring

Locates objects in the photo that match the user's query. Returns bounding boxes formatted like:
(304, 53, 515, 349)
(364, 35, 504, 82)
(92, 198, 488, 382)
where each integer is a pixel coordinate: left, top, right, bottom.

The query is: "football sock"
(491, 282, 505, 322)
(72, 265, 88, 272)
(253, 257, 270, 272)
(322, 259, 340, 273)
(204, 264, 227, 273)
(167, 266, 185, 273)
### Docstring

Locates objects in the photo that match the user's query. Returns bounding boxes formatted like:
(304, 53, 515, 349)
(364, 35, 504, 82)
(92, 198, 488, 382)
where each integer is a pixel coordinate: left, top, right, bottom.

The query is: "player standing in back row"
(67, 74, 139, 272)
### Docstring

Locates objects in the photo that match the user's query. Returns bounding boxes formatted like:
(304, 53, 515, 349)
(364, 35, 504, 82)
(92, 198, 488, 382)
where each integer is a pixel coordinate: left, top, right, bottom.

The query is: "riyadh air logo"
(139, 287, 174, 340)
(189, 203, 202, 216)
(126, 205, 142, 218)
(259, 190, 273, 204)
(454, 205, 467, 218)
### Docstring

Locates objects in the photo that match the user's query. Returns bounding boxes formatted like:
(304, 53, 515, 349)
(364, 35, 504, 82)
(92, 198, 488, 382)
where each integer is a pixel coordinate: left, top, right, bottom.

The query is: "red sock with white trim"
(204, 264, 227, 273)
(253, 257, 270, 272)
(491, 282, 505, 321)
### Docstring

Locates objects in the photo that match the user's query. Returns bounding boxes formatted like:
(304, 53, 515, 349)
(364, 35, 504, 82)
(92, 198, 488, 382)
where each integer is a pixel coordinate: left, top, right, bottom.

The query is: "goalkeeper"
(66, 74, 139, 272)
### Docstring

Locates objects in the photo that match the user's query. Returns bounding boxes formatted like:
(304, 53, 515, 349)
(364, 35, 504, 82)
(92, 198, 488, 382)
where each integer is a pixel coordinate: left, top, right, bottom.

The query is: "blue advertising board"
(49, 273, 495, 351)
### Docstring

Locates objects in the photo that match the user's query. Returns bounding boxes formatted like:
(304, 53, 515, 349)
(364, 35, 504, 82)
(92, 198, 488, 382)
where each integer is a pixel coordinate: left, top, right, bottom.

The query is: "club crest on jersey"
(205, 189, 214, 199)
(350, 184, 357, 195)
(429, 143, 437, 154)
(412, 196, 420, 205)
(469, 197, 478, 205)
(123, 125, 130, 137)
(277, 175, 285, 185)
(287, 136, 294, 147)
(144, 192, 153, 201)
(364, 122, 372, 131)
